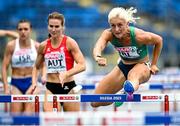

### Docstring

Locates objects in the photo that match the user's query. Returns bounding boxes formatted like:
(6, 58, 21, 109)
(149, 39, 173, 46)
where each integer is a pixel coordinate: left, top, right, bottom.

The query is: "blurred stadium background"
(0, 0, 179, 75)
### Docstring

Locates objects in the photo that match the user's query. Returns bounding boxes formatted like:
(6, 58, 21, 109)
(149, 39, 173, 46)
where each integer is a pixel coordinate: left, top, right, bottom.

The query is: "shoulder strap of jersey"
(61, 35, 67, 46)
(15, 38, 19, 50)
(30, 39, 36, 50)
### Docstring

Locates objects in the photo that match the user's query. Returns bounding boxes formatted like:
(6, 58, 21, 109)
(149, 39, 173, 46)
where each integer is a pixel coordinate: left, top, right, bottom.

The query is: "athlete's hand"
(95, 56, 107, 66)
(4, 87, 10, 95)
(150, 65, 159, 75)
(58, 72, 69, 87)
(4, 84, 10, 95)
(26, 85, 37, 94)
(41, 76, 46, 85)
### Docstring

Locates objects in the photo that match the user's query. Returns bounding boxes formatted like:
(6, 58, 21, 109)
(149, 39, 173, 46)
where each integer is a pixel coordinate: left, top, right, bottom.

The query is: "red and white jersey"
(44, 35, 74, 73)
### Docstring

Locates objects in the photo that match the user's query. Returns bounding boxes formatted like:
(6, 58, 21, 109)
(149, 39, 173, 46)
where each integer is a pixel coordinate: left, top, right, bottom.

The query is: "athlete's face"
(17, 22, 31, 40)
(109, 17, 129, 39)
(48, 19, 63, 38)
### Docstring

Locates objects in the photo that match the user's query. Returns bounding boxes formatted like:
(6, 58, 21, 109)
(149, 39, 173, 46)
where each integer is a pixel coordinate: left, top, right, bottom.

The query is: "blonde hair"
(108, 7, 140, 23)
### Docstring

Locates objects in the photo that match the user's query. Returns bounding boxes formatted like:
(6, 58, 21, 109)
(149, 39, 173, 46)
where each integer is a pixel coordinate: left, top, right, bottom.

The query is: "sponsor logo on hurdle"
(59, 96, 75, 100)
(142, 96, 162, 100)
(52, 108, 58, 112)
(44, 117, 65, 122)
(11, 95, 34, 102)
(76, 96, 79, 100)
(141, 95, 163, 101)
(43, 117, 74, 125)
(107, 116, 141, 125)
(57, 95, 80, 102)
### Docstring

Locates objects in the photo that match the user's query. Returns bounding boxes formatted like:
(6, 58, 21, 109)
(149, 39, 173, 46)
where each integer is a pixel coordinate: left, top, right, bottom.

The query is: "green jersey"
(111, 26, 148, 61)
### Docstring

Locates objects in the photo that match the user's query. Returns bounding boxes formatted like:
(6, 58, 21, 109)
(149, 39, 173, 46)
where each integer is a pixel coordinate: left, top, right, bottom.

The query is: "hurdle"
(0, 111, 180, 125)
(1, 79, 180, 112)
(35, 96, 39, 113)
(0, 94, 177, 113)
(0, 93, 180, 125)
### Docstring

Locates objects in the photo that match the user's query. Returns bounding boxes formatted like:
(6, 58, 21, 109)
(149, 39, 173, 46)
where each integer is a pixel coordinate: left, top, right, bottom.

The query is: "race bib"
(18, 54, 32, 63)
(14, 49, 35, 66)
(116, 46, 140, 59)
(45, 52, 66, 73)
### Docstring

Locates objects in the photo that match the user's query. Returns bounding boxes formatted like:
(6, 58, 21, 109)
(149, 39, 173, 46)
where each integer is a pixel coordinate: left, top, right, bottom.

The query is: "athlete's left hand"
(150, 65, 159, 75)
(26, 85, 37, 94)
(58, 72, 69, 87)
(41, 76, 46, 85)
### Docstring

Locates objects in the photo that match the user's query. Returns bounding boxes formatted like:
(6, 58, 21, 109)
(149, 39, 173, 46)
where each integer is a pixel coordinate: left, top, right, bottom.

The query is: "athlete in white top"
(1, 19, 45, 113)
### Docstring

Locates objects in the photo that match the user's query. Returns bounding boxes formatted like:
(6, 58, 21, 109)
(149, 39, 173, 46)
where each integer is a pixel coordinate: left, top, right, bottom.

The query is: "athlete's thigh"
(10, 85, 23, 112)
(24, 102, 34, 113)
(94, 66, 126, 94)
(32, 86, 40, 94)
(43, 90, 61, 112)
(63, 102, 80, 111)
(26, 85, 40, 94)
(11, 85, 22, 94)
(11, 102, 23, 112)
(63, 89, 80, 111)
(128, 63, 151, 84)
(25, 86, 40, 113)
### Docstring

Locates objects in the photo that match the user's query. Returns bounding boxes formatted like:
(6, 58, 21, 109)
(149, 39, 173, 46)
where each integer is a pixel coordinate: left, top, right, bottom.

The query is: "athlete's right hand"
(4, 84, 10, 95)
(41, 76, 46, 85)
(26, 85, 37, 94)
(95, 56, 107, 66)
(58, 72, 69, 87)
(150, 65, 159, 75)
(4, 90, 10, 95)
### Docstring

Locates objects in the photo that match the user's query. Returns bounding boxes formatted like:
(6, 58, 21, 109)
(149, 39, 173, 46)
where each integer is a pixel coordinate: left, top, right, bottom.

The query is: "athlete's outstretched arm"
(136, 29, 163, 74)
(1, 41, 14, 94)
(93, 29, 112, 66)
(0, 30, 19, 38)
